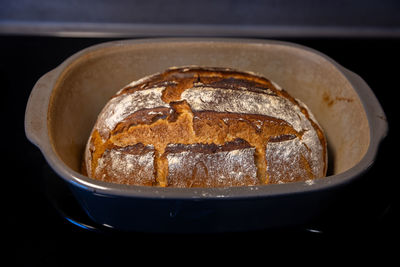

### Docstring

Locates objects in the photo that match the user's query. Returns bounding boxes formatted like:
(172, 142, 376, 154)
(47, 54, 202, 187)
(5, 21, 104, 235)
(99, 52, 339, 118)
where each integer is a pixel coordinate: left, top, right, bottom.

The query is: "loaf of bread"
(84, 66, 327, 187)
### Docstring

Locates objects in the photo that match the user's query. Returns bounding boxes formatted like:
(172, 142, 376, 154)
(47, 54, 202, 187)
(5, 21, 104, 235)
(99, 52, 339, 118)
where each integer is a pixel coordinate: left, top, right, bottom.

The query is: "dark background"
(1, 0, 400, 37)
(2, 0, 399, 265)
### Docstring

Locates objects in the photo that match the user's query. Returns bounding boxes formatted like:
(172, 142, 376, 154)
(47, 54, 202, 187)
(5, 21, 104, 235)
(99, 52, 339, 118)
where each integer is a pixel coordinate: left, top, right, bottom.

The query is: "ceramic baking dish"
(25, 38, 387, 232)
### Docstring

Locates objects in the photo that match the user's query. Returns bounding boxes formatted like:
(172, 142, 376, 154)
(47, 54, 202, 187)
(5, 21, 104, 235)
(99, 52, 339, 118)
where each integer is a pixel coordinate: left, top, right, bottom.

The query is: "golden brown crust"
(84, 66, 327, 187)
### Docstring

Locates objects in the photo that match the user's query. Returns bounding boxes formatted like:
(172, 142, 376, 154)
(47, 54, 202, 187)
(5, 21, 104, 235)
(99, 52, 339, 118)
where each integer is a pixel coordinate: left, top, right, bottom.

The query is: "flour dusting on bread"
(84, 66, 327, 187)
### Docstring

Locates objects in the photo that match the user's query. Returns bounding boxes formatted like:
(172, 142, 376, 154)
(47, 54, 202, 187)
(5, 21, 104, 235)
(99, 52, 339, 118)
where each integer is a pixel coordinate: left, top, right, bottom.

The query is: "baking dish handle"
(25, 69, 57, 150)
(343, 68, 388, 144)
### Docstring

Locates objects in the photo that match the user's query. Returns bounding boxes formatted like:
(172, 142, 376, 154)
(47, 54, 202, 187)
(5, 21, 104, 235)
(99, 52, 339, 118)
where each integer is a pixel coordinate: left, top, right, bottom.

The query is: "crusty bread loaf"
(84, 66, 327, 187)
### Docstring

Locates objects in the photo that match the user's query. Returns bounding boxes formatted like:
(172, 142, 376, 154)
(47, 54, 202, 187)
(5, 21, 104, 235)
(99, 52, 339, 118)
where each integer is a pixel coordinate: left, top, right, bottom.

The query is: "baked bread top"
(84, 66, 327, 187)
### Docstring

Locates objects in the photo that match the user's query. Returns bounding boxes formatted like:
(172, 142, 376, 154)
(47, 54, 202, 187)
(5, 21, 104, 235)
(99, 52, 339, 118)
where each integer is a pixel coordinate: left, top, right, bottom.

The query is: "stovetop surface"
(3, 36, 398, 264)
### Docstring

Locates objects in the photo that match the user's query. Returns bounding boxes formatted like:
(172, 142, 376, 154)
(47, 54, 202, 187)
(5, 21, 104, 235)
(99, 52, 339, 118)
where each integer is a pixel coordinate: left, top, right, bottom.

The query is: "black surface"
(3, 36, 398, 264)
(2, 0, 400, 38)
(2, 0, 399, 27)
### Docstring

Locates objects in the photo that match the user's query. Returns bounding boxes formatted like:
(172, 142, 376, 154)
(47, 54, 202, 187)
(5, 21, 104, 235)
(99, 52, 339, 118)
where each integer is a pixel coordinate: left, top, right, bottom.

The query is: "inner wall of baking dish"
(48, 40, 370, 177)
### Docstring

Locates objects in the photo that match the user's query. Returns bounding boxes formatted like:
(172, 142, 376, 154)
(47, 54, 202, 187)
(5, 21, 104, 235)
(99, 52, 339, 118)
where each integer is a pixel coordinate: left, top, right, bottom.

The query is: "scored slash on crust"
(85, 66, 327, 187)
